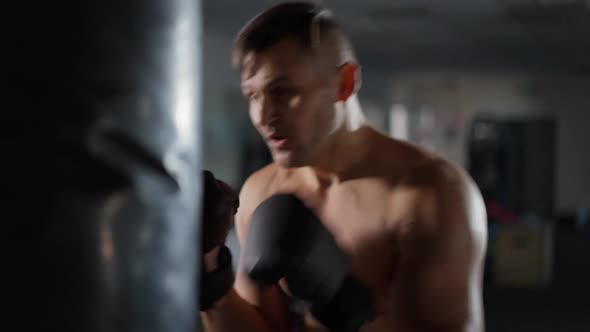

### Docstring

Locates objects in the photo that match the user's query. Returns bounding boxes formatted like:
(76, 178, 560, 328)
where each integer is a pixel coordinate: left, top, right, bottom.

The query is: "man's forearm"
(200, 288, 277, 332)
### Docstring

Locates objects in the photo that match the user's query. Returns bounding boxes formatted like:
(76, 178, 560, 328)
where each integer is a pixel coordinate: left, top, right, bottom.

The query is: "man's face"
(240, 38, 340, 167)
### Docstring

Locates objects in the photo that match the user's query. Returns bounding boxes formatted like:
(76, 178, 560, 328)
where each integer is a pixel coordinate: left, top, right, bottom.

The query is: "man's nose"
(256, 94, 279, 127)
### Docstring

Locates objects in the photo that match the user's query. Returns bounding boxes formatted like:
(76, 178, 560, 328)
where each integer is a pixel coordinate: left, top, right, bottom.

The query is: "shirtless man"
(199, 2, 487, 331)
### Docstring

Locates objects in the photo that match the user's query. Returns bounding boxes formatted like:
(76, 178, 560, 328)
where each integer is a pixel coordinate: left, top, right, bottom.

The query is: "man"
(200, 2, 487, 331)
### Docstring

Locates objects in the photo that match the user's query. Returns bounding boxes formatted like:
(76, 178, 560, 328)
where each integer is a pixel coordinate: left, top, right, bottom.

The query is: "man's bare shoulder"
(395, 150, 487, 259)
(362, 128, 435, 179)
(239, 163, 279, 211)
(236, 163, 298, 227)
(367, 131, 485, 230)
(368, 129, 474, 197)
(241, 163, 279, 192)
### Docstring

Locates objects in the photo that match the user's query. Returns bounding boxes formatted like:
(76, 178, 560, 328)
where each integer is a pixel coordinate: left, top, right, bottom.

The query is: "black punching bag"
(3, 0, 202, 331)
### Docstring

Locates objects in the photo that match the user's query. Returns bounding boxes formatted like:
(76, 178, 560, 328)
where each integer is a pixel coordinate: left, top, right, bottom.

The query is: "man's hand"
(203, 246, 222, 272)
(201, 170, 238, 254)
(200, 170, 239, 310)
(242, 194, 377, 332)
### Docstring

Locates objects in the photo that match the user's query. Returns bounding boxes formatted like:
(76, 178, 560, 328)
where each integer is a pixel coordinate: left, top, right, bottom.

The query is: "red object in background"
(485, 200, 519, 223)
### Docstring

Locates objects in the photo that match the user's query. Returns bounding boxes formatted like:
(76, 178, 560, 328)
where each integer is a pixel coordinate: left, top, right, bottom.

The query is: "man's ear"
(337, 62, 361, 102)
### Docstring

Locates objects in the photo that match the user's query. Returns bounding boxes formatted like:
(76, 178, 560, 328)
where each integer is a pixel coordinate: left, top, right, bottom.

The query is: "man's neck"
(296, 95, 372, 183)
(304, 124, 374, 183)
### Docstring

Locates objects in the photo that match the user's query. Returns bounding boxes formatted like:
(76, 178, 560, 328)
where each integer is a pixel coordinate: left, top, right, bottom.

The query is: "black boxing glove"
(242, 194, 376, 332)
(199, 170, 238, 310)
(201, 170, 238, 253)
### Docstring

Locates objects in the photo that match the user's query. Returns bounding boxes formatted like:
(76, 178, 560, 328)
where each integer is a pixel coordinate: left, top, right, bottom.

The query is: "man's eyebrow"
(241, 76, 290, 91)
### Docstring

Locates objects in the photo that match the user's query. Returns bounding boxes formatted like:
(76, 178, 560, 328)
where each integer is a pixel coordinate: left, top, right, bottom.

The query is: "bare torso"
(235, 128, 486, 332)
(275, 170, 404, 331)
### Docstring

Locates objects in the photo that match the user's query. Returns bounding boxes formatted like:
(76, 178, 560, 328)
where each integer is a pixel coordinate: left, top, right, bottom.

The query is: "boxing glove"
(201, 170, 239, 253)
(199, 170, 238, 310)
(242, 194, 376, 332)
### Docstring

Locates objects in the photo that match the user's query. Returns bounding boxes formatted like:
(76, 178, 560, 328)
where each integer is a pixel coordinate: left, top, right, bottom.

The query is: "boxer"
(199, 2, 487, 331)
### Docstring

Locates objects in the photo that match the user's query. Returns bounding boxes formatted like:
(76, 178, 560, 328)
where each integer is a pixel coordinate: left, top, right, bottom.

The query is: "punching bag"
(4, 0, 202, 331)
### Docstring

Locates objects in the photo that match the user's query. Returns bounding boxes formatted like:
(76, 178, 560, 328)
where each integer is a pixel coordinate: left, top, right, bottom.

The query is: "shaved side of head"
(233, 2, 357, 79)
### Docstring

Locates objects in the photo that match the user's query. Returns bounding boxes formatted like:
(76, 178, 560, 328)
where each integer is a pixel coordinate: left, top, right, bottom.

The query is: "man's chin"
(271, 150, 306, 168)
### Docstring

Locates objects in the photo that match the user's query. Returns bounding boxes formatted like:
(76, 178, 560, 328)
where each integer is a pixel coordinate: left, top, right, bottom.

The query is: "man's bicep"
(399, 166, 486, 331)
(394, 212, 486, 332)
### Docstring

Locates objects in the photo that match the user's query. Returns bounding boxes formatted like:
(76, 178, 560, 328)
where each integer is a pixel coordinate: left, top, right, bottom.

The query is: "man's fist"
(199, 170, 239, 310)
(201, 170, 238, 254)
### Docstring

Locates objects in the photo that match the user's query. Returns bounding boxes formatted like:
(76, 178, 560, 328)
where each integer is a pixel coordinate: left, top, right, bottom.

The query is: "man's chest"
(269, 179, 406, 331)
(277, 179, 404, 293)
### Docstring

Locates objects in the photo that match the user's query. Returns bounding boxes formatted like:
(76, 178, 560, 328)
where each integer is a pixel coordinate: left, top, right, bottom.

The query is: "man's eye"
(245, 93, 259, 101)
(271, 87, 294, 97)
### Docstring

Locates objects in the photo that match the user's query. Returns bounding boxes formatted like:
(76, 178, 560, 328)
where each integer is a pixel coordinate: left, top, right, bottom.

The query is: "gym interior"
(7, 1, 588, 331)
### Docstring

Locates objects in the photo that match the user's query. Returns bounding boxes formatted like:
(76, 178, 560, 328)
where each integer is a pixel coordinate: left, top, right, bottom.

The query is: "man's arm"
(200, 170, 295, 332)
(393, 167, 487, 332)
(200, 269, 292, 332)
